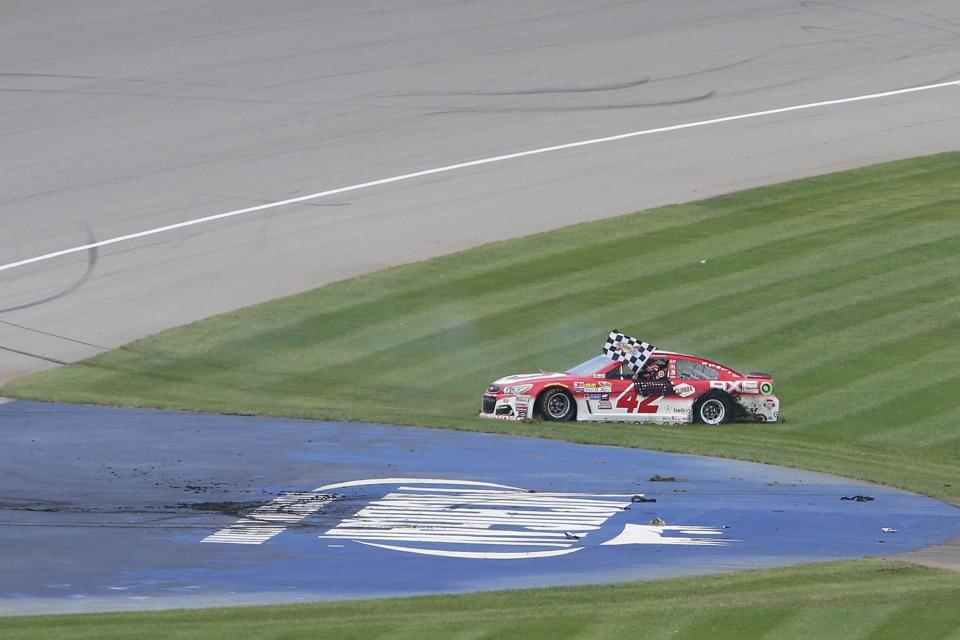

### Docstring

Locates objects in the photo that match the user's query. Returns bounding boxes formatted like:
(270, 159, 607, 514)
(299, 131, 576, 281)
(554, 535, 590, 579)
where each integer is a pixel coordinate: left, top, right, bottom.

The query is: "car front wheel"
(539, 388, 576, 421)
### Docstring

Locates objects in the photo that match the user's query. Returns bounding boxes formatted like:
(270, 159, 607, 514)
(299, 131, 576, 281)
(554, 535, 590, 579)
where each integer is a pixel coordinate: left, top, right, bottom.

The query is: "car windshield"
(565, 354, 611, 376)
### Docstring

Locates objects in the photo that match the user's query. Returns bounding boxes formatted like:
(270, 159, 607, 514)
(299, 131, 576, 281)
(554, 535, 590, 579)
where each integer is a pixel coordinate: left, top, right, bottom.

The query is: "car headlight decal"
(502, 384, 533, 395)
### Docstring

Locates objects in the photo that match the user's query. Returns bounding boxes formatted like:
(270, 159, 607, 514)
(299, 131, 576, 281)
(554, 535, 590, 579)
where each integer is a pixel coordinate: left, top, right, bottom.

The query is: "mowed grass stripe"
(6, 152, 960, 503)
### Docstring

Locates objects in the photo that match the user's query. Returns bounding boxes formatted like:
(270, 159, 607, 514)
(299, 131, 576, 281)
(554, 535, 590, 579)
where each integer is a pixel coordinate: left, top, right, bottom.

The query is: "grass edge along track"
(2, 560, 960, 639)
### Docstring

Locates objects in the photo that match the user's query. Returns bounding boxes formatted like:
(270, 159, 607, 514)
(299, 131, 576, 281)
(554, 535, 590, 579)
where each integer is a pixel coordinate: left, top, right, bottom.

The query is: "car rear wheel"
(539, 388, 576, 422)
(693, 393, 731, 426)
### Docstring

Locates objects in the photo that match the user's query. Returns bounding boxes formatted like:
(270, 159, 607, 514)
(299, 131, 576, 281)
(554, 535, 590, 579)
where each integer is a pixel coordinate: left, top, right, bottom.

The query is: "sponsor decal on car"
(673, 383, 696, 398)
(760, 381, 774, 395)
(516, 399, 530, 418)
(502, 384, 533, 395)
(573, 381, 614, 393)
(709, 380, 760, 394)
(204, 479, 734, 559)
(583, 382, 612, 393)
(598, 401, 612, 409)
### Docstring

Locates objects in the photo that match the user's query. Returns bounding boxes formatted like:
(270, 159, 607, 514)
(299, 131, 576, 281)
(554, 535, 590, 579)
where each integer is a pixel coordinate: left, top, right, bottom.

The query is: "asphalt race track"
(1, 400, 958, 615)
(3, 0, 960, 383)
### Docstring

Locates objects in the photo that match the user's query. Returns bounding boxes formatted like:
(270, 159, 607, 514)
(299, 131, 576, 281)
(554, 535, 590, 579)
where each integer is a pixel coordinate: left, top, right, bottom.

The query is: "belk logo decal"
(203, 478, 734, 559)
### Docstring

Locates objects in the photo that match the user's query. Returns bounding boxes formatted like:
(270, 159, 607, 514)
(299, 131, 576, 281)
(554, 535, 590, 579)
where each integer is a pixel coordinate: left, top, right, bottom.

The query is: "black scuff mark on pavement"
(799, 1, 960, 38)
(0, 344, 67, 365)
(916, 10, 960, 31)
(388, 77, 651, 97)
(0, 72, 221, 88)
(0, 87, 300, 106)
(0, 222, 99, 314)
(0, 497, 71, 510)
(0, 72, 108, 80)
(798, 25, 888, 51)
(652, 54, 767, 82)
(179, 501, 271, 517)
(423, 90, 715, 115)
(0, 319, 108, 351)
(649, 475, 684, 482)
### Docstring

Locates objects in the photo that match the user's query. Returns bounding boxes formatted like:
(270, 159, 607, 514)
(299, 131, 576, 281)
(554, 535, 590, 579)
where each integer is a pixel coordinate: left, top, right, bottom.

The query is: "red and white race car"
(480, 347, 779, 425)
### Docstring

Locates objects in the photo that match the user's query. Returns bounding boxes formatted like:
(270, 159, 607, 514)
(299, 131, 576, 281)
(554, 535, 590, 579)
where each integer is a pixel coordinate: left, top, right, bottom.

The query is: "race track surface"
(1, 401, 957, 615)
(3, 0, 960, 383)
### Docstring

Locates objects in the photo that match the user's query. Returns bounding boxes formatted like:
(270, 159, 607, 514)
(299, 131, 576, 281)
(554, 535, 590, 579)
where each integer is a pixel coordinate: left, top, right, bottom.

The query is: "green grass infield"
(2, 560, 959, 639)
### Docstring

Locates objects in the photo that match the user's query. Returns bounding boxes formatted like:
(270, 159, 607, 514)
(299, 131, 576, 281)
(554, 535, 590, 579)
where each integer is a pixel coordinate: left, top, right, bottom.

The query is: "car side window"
(606, 364, 635, 380)
(675, 359, 719, 380)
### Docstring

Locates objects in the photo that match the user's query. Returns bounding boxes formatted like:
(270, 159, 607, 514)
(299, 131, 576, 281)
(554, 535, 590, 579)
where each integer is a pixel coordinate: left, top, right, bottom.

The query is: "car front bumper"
(479, 394, 531, 421)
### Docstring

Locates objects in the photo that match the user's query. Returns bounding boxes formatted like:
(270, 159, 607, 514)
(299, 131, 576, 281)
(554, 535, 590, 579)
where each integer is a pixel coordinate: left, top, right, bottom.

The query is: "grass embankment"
(7, 153, 960, 502)
(3, 560, 960, 639)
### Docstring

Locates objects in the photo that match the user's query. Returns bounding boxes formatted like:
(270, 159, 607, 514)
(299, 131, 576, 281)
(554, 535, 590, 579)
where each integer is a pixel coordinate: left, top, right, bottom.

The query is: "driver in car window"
(639, 359, 668, 381)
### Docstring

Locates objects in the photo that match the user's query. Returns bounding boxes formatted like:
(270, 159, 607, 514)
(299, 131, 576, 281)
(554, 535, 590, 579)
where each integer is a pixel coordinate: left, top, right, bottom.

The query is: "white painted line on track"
(1, 80, 958, 276)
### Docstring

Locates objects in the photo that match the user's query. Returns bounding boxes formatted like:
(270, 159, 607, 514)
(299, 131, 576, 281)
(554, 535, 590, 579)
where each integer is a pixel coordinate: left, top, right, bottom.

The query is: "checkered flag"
(602, 330, 656, 374)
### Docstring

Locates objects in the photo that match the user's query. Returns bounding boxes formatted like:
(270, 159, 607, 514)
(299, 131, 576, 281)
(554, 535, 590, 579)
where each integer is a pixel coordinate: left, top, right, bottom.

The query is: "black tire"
(538, 388, 576, 422)
(693, 392, 732, 426)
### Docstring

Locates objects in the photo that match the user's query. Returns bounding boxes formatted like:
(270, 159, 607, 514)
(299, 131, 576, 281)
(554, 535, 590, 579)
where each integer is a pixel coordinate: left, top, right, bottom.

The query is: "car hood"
(492, 372, 568, 386)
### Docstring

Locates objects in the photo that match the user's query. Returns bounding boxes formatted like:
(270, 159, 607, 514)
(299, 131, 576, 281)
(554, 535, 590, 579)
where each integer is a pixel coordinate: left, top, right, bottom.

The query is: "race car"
(479, 333, 779, 425)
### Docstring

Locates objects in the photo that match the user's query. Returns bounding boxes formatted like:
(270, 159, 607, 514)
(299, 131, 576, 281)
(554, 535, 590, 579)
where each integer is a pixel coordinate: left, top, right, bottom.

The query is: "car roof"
(652, 350, 691, 358)
(652, 351, 742, 373)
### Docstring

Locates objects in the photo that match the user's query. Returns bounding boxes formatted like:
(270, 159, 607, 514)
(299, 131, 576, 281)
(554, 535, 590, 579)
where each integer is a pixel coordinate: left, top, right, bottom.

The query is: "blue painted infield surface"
(0, 400, 957, 615)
